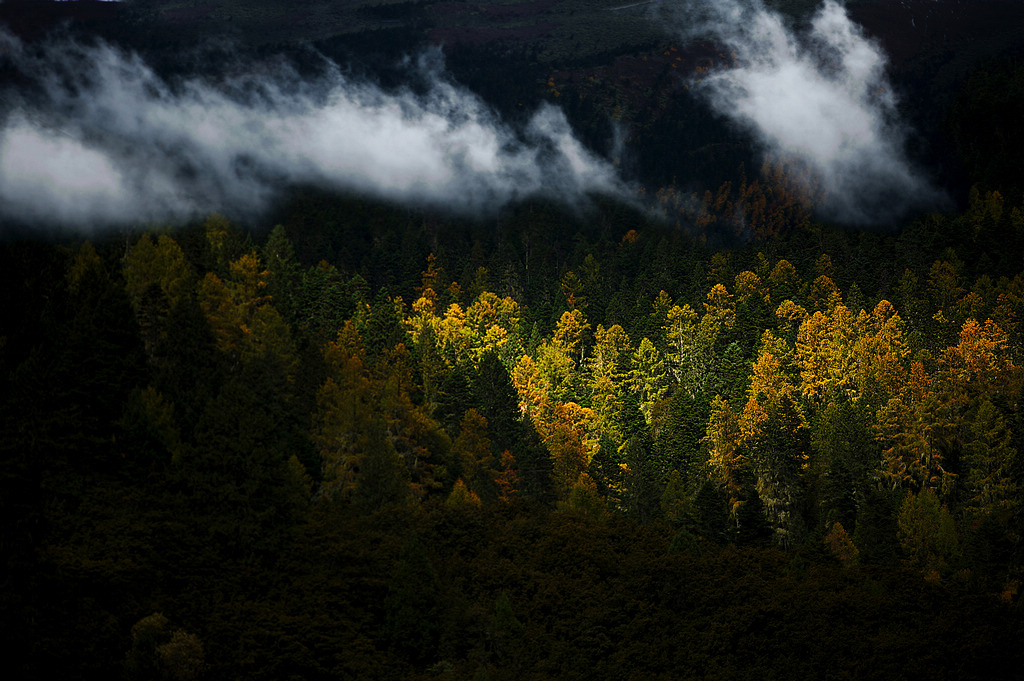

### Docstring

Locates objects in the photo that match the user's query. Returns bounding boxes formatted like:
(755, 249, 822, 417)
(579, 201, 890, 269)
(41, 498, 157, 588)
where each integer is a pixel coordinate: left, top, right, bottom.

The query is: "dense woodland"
(4, 179, 1024, 679)
(4, 2, 1024, 680)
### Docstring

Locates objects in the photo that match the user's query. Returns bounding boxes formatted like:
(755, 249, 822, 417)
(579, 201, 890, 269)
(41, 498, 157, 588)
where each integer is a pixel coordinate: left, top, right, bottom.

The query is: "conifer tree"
(453, 409, 496, 502)
(262, 224, 302, 325)
(962, 400, 1018, 517)
(897, 487, 959, 577)
(354, 422, 411, 514)
(385, 533, 441, 663)
(627, 337, 669, 423)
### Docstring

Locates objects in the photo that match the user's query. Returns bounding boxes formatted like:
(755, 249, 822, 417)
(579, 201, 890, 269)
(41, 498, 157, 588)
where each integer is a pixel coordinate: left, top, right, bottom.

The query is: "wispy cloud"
(0, 32, 628, 230)
(658, 0, 942, 224)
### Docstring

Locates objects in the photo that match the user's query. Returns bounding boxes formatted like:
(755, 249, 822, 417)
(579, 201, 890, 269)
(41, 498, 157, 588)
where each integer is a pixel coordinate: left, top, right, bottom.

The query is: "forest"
(2, 1, 1024, 680)
(4, 183, 1024, 679)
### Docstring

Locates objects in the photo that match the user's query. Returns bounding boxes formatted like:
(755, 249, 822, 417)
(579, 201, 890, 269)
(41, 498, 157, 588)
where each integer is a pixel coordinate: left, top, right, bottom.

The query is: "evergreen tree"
(694, 478, 730, 543)
(623, 428, 660, 523)
(354, 422, 412, 514)
(295, 261, 353, 340)
(962, 400, 1018, 517)
(809, 401, 875, 532)
(361, 289, 409, 362)
(385, 533, 442, 664)
(262, 224, 302, 325)
(489, 590, 524, 663)
(178, 352, 303, 558)
(897, 487, 960, 577)
(651, 387, 710, 486)
(853, 487, 900, 566)
(452, 409, 497, 503)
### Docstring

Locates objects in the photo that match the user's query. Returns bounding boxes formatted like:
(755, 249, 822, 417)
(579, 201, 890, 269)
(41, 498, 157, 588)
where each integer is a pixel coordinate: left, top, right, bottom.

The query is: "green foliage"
(622, 429, 661, 523)
(558, 473, 607, 521)
(660, 469, 697, 530)
(362, 289, 410, 362)
(667, 526, 701, 556)
(181, 353, 305, 556)
(487, 589, 525, 667)
(852, 486, 900, 566)
(385, 533, 442, 664)
(694, 478, 731, 543)
(119, 386, 180, 467)
(354, 423, 412, 514)
(897, 487, 960, 577)
(294, 261, 357, 341)
(125, 614, 205, 681)
(261, 224, 302, 324)
(152, 292, 224, 433)
(491, 590, 524, 639)
(627, 337, 669, 423)
(446, 478, 482, 508)
(809, 400, 874, 531)
(962, 400, 1019, 517)
(123, 234, 192, 310)
(651, 387, 711, 485)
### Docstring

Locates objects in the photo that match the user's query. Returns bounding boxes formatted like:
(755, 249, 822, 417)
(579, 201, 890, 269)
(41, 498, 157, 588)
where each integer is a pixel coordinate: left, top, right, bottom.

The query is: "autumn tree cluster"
(101, 188, 1024, 587)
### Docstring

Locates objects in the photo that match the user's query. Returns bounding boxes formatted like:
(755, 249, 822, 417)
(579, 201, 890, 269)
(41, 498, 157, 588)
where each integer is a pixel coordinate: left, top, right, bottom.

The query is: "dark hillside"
(2, 0, 1022, 202)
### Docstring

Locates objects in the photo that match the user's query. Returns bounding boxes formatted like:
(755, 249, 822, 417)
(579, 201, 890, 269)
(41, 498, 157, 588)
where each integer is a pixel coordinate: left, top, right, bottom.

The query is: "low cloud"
(0, 32, 628, 230)
(658, 0, 941, 224)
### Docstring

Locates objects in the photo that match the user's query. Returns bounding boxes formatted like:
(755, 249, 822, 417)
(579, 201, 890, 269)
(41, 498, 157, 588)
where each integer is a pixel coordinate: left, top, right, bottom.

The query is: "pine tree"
(385, 533, 441, 663)
(490, 590, 524, 663)
(262, 224, 302, 325)
(295, 261, 353, 341)
(452, 409, 496, 502)
(362, 289, 410, 363)
(962, 400, 1018, 517)
(354, 422, 411, 514)
(809, 400, 874, 531)
(181, 352, 301, 557)
(897, 487, 959, 577)
(622, 428, 660, 523)
(627, 337, 669, 423)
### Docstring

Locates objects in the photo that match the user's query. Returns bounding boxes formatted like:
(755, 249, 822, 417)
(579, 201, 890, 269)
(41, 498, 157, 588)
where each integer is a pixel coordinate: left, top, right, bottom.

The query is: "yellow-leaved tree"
(739, 330, 809, 547)
(795, 303, 858, 405)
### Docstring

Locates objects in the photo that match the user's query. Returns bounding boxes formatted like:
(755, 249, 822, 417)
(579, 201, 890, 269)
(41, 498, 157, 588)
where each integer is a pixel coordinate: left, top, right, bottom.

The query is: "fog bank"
(658, 0, 941, 224)
(0, 32, 627, 229)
